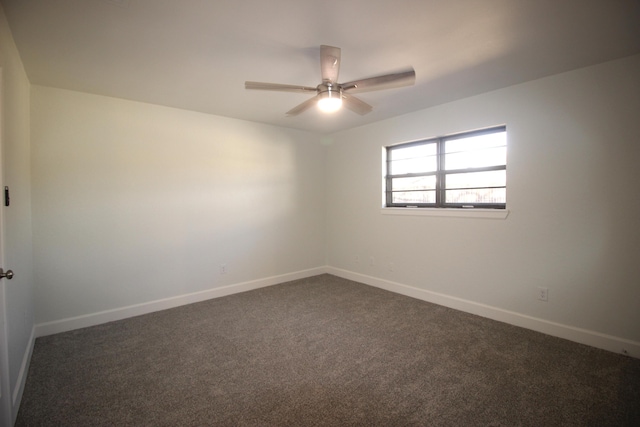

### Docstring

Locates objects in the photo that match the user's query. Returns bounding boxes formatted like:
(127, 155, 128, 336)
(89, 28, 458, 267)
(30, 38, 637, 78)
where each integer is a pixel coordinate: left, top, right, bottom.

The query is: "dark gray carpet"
(16, 274, 640, 426)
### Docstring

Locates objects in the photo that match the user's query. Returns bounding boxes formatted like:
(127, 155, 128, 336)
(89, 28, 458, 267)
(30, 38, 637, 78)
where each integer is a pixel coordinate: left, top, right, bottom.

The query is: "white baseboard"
(34, 265, 639, 359)
(11, 324, 35, 424)
(35, 267, 327, 338)
(327, 267, 640, 359)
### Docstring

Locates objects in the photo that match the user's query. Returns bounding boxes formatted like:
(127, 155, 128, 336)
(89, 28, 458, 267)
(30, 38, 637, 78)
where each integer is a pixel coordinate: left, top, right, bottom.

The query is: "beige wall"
(30, 55, 640, 356)
(31, 86, 326, 324)
(326, 54, 640, 350)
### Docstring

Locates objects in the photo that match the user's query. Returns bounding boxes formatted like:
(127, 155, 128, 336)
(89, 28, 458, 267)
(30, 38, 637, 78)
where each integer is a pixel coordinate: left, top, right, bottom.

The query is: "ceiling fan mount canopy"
(245, 45, 415, 116)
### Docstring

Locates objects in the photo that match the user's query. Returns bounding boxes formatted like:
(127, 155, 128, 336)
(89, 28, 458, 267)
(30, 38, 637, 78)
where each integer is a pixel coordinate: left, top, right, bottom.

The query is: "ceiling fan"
(245, 45, 416, 116)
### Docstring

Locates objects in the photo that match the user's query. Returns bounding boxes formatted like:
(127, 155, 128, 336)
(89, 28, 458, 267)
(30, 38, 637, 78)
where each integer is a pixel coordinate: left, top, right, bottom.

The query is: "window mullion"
(386, 156, 393, 206)
(436, 138, 445, 207)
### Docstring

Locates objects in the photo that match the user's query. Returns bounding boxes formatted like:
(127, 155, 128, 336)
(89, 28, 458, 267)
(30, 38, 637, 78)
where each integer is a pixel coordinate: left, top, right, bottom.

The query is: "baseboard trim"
(34, 266, 639, 358)
(11, 324, 35, 424)
(35, 267, 327, 338)
(327, 267, 640, 359)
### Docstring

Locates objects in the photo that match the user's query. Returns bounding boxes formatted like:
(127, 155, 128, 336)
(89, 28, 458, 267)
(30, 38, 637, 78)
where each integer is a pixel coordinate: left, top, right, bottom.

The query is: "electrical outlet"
(355, 255, 360, 264)
(538, 287, 548, 302)
(220, 264, 227, 275)
(369, 256, 375, 266)
(388, 262, 395, 272)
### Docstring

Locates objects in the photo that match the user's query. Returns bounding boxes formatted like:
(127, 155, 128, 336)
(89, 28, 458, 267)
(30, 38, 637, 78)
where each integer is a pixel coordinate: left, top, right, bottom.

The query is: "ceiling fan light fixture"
(317, 87, 343, 113)
(245, 45, 415, 117)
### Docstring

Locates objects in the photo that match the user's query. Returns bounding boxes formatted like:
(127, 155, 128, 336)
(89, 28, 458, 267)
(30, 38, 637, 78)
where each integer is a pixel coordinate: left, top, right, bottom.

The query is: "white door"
(0, 67, 14, 427)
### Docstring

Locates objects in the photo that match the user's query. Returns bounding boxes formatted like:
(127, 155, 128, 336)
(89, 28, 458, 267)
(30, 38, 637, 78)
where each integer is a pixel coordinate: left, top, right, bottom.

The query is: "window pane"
(444, 146, 506, 170)
(390, 143, 436, 160)
(392, 176, 436, 191)
(445, 131, 506, 153)
(392, 191, 435, 204)
(445, 188, 506, 204)
(445, 170, 506, 189)
(390, 156, 437, 175)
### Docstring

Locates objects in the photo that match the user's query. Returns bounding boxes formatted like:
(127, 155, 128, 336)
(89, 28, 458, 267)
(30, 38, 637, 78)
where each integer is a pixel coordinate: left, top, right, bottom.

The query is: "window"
(385, 126, 507, 209)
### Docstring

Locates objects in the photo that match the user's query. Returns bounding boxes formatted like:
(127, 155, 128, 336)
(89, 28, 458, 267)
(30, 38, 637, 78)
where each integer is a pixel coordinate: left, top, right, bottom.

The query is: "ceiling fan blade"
(320, 45, 341, 84)
(245, 81, 317, 93)
(342, 94, 373, 115)
(286, 95, 320, 116)
(341, 68, 416, 93)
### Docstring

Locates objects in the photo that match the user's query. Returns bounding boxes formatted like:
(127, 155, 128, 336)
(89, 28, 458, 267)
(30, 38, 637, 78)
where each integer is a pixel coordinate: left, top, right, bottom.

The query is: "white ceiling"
(2, 0, 639, 134)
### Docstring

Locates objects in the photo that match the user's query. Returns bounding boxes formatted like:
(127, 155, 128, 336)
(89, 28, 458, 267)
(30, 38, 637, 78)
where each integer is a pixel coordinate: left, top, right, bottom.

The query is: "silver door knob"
(0, 269, 14, 280)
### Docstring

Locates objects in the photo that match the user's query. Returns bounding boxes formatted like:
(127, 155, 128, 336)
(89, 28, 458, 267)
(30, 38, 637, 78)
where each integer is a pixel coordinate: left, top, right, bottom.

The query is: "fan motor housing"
(317, 83, 343, 98)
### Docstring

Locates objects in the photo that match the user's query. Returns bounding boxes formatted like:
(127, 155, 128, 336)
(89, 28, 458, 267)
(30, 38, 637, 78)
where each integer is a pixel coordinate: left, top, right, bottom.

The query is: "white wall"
(0, 4, 35, 423)
(24, 50, 640, 357)
(31, 86, 326, 326)
(326, 54, 640, 353)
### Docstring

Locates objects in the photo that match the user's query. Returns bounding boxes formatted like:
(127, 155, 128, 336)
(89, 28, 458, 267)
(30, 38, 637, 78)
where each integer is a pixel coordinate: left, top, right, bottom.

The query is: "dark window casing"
(385, 126, 507, 209)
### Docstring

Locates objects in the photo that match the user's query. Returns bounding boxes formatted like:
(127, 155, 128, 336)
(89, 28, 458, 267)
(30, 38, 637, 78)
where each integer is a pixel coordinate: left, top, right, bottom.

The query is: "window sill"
(381, 207, 510, 219)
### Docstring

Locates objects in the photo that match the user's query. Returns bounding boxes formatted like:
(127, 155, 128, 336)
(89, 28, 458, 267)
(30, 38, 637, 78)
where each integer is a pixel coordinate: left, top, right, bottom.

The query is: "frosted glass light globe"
(317, 94, 342, 113)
